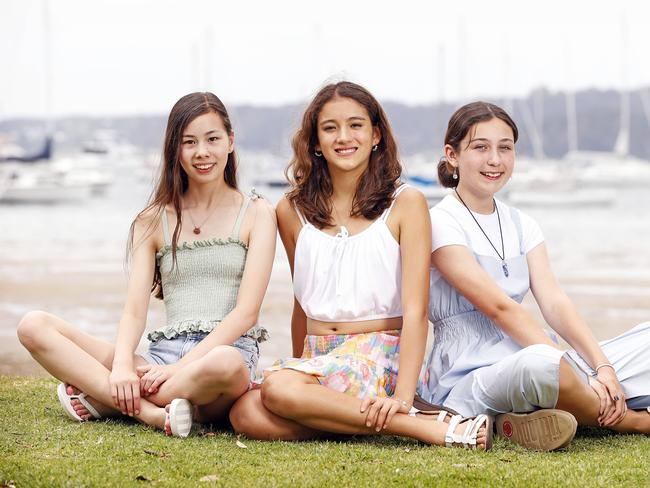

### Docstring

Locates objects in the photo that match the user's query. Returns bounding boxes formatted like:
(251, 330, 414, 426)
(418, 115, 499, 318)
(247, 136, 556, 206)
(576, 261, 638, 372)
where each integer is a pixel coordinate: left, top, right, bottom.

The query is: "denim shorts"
(141, 332, 259, 382)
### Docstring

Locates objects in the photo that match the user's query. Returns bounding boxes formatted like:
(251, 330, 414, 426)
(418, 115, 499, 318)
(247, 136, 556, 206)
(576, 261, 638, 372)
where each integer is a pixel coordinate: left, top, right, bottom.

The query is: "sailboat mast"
(613, 16, 630, 158)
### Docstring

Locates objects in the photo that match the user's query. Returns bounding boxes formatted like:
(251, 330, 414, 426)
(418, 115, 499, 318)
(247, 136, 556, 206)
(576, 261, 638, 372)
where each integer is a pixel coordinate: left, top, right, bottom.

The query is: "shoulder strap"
(294, 205, 307, 226)
(508, 205, 525, 255)
(381, 183, 410, 222)
(231, 195, 251, 240)
(161, 209, 171, 246)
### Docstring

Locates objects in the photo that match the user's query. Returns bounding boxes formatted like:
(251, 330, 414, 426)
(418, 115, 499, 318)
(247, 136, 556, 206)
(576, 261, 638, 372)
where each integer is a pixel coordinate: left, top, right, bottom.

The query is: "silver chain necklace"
(454, 189, 509, 277)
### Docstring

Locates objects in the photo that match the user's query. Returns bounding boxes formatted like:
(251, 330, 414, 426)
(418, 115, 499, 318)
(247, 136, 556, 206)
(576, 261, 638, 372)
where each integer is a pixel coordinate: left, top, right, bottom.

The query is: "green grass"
(1, 376, 649, 487)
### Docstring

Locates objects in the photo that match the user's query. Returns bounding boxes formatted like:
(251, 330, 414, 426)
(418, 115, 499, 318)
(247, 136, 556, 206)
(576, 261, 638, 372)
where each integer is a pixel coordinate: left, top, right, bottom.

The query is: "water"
(1, 163, 649, 371)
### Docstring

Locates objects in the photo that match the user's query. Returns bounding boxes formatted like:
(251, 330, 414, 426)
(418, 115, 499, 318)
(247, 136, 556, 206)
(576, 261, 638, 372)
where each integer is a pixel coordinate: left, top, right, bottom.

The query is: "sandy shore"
(1, 253, 649, 378)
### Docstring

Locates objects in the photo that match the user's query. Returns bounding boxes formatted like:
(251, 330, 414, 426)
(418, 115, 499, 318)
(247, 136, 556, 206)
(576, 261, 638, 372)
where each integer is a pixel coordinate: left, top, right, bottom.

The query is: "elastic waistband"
(433, 310, 504, 343)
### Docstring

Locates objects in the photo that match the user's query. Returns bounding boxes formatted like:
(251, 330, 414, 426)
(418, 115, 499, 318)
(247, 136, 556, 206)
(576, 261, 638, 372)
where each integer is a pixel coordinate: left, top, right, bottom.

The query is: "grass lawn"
(1, 376, 649, 487)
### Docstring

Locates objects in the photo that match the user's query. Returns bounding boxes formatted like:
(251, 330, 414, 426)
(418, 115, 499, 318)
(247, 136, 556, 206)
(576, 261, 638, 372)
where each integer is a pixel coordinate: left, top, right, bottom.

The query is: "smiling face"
(446, 117, 515, 201)
(315, 96, 380, 175)
(179, 111, 234, 186)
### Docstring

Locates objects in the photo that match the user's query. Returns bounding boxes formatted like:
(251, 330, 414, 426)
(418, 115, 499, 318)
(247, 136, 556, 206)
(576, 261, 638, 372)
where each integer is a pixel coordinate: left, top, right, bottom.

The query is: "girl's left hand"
(136, 363, 178, 395)
(595, 367, 627, 427)
(360, 396, 410, 431)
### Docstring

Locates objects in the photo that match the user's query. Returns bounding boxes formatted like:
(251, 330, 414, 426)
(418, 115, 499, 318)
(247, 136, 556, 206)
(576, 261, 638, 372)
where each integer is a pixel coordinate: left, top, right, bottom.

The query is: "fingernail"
(376, 427, 381, 432)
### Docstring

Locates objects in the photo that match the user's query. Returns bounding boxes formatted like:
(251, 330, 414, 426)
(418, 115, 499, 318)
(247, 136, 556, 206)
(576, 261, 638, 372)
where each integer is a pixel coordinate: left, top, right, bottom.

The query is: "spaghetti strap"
(231, 195, 251, 240)
(161, 209, 171, 246)
(294, 206, 307, 226)
(381, 183, 411, 222)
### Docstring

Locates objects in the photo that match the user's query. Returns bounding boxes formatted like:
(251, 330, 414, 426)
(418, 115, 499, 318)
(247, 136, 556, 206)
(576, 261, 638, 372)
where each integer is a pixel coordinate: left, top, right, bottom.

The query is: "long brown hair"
(128, 92, 238, 298)
(286, 81, 402, 228)
(438, 101, 518, 188)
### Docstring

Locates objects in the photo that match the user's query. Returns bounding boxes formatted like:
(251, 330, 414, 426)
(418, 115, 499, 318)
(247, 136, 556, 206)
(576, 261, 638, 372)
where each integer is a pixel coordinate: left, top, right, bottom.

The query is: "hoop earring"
(452, 169, 458, 180)
(314, 150, 322, 157)
(372, 145, 378, 152)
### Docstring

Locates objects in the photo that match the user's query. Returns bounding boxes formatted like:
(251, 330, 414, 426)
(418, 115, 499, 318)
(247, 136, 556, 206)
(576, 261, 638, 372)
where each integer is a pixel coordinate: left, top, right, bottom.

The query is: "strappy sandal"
(495, 409, 577, 451)
(166, 398, 193, 438)
(445, 414, 493, 450)
(408, 395, 461, 422)
(57, 383, 102, 421)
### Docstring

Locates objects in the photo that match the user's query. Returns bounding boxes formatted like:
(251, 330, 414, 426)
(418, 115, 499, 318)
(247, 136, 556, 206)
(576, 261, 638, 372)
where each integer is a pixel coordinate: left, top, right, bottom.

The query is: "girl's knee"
(201, 347, 248, 387)
(229, 391, 265, 438)
(260, 372, 302, 416)
(503, 345, 564, 409)
(17, 311, 52, 350)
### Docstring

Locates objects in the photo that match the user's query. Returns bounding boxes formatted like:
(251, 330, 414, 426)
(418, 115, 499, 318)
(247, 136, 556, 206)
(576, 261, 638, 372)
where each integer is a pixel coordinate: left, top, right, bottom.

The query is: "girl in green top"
(17, 92, 277, 437)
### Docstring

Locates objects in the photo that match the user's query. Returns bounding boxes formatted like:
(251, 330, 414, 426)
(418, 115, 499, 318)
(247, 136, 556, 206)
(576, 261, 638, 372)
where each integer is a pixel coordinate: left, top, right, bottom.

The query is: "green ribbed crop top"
(146, 193, 269, 343)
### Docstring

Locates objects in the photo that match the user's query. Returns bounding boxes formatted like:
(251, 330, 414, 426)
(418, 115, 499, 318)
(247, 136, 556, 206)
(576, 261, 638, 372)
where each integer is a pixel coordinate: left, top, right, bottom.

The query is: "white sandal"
(166, 398, 193, 438)
(57, 383, 102, 421)
(408, 406, 457, 423)
(445, 414, 492, 450)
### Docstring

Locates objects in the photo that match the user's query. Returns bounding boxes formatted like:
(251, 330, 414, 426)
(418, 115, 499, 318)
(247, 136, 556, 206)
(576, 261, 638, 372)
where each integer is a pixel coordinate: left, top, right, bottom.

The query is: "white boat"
(506, 188, 616, 208)
(0, 164, 93, 203)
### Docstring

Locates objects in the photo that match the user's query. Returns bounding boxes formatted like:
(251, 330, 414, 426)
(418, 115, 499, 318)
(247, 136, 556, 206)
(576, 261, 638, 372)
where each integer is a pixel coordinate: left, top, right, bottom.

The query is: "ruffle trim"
(147, 319, 269, 343)
(156, 236, 248, 260)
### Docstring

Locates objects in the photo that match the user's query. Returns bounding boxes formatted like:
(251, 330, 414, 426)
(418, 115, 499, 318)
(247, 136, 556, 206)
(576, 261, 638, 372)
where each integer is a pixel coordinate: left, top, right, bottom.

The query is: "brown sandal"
(495, 409, 577, 451)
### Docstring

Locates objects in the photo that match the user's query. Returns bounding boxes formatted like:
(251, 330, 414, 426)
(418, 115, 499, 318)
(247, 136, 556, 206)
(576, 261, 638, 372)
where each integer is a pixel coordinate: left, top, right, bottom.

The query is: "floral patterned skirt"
(264, 330, 400, 399)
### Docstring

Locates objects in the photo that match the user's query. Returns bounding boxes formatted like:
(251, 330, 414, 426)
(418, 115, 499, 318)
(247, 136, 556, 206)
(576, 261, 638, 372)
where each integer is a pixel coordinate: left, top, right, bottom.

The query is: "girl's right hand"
(109, 367, 141, 416)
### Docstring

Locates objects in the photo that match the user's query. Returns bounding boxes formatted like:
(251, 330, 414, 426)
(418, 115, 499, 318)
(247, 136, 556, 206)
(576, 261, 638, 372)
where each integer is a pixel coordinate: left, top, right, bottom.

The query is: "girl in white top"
(419, 101, 650, 451)
(229, 81, 491, 450)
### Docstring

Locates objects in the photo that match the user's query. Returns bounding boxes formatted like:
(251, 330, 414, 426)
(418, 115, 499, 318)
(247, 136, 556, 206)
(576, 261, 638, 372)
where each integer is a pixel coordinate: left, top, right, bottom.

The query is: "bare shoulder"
(275, 196, 299, 224)
(248, 194, 277, 226)
(133, 205, 162, 233)
(250, 193, 275, 215)
(131, 205, 163, 249)
(393, 185, 428, 213)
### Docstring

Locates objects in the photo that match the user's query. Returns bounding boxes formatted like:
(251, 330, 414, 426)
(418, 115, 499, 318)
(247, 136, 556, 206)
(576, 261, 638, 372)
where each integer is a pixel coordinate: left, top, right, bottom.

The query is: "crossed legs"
(17, 311, 250, 429)
(230, 369, 489, 448)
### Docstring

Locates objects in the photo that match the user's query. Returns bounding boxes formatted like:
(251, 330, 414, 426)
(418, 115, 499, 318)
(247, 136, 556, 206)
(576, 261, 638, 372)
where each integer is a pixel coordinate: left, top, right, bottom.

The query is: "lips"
(334, 147, 357, 155)
(193, 162, 217, 173)
(480, 171, 503, 180)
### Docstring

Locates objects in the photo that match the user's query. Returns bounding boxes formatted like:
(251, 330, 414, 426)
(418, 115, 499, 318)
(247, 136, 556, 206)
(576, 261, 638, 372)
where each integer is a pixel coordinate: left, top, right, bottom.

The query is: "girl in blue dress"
(418, 101, 650, 451)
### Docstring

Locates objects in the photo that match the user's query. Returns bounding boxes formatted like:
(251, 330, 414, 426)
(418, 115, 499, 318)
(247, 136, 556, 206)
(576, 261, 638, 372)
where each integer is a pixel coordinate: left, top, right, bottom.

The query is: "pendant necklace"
(187, 203, 219, 235)
(454, 189, 509, 277)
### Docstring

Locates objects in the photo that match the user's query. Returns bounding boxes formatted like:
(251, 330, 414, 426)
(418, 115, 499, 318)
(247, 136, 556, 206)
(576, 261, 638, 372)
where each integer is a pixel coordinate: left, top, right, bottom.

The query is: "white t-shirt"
(430, 194, 544, 257)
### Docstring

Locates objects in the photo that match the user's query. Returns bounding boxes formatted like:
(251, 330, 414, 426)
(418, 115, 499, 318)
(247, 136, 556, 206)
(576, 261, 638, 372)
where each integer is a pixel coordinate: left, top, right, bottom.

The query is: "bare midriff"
(307, 316, 403, 336)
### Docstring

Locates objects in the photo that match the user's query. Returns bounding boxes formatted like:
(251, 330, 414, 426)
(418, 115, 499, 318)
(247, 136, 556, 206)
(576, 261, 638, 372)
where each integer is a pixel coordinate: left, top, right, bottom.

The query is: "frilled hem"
(147, 320, 269, 343)
(156, 236, 248, 260)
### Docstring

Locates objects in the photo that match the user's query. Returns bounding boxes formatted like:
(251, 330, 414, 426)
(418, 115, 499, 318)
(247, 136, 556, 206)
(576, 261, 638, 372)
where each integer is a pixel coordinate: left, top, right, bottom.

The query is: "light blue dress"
(418, 203, 650, 417)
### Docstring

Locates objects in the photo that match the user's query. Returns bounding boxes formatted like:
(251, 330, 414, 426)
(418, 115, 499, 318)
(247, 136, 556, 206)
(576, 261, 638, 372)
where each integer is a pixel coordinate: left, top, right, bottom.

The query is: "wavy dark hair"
(286, 81, 402, 228)
(128, 92, 238, 298)
(438, 101, 518, 188)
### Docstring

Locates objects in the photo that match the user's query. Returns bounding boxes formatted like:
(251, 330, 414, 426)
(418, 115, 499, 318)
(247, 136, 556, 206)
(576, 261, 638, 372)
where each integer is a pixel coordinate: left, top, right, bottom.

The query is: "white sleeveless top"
(293, 185, 409, 322)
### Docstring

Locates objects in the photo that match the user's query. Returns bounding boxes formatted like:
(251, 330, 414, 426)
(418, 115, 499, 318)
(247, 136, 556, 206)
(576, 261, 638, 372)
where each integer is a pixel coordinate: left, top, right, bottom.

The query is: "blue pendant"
(502, 262, 509, 277)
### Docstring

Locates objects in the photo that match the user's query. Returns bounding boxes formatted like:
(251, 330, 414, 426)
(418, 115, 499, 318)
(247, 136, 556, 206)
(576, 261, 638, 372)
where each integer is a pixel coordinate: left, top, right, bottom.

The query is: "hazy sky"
(1, 0, 649, 117)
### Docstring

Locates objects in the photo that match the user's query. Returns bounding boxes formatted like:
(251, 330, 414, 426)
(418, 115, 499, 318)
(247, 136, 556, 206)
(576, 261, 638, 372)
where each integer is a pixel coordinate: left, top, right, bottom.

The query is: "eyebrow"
(469, 137, 514, 143)
(182, 129, 221, 138)
(319, 116, 367, 125)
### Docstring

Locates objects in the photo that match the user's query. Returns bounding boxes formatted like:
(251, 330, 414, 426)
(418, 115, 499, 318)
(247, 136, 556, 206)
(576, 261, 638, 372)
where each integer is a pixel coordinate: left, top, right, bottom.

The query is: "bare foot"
(66, 384, 116, 420)
(455, 419, 488, 451)
(417, 413, 489, 451)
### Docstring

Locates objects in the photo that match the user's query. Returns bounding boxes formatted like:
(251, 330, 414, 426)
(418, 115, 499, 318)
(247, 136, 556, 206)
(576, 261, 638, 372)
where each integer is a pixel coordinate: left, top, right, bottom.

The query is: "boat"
(0, 163, 93, 204)
(506, 187, 616, 208)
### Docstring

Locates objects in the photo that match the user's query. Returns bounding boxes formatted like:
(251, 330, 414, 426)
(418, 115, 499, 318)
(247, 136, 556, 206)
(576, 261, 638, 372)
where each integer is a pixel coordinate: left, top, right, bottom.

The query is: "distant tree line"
(2, 87, 650, 161)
